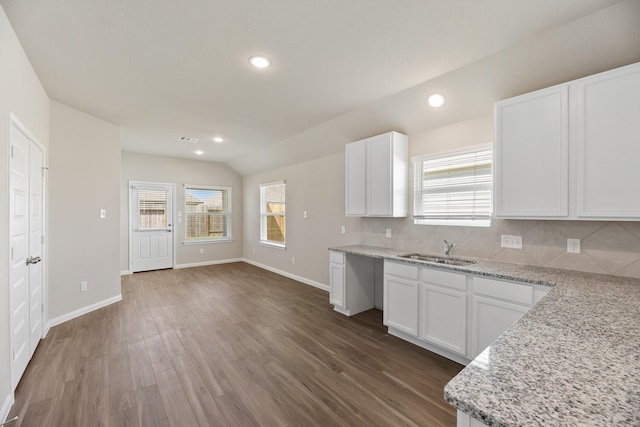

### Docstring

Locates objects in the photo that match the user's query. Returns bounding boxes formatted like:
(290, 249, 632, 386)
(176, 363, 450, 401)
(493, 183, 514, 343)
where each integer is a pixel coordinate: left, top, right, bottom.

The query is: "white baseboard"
(1, 393, 14, 424)
(241, 258, 329, 292)
(45, 294, 123, 333)
(175, 258, 244, 269)
(120, 270, 132, 276)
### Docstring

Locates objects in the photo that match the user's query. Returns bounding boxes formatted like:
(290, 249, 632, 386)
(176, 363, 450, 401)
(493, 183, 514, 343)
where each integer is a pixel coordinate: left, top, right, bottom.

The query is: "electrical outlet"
(252, 247, 256, 254)
(385, 228, 392, 238)
(501, 235, 523, 249)
(199, 248, 204, 254)
(81, 281, 88, 292)
(567, 238, 581, 254)
(291, 257, 295, 265)
(99, 209, 106, 219)
(303, 210, 307, 219)
(341, 225, 346, 234)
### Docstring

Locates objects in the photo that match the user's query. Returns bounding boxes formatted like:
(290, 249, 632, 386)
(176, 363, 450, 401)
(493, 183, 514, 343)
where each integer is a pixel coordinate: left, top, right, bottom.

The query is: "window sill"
(259, 241, 286, 250)
(414, 219, 491, 228)
(183, 238, 233, 245)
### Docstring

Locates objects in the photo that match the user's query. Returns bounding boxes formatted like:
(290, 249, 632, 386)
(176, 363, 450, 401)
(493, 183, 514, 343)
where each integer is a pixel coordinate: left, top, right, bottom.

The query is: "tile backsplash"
(362, 218, 640, 279)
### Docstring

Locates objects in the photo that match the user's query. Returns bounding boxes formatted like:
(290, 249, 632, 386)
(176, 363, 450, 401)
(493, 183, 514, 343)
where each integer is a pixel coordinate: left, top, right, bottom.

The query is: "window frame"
(183, 184, 233, 245)
(260, 180, 286, 249)
(413, 144, 493, 228)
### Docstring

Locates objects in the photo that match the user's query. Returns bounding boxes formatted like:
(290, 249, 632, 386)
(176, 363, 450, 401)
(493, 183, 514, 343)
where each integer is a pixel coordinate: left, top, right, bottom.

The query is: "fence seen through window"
(185, 186, 231, 241)
(260, 181, 286, 246)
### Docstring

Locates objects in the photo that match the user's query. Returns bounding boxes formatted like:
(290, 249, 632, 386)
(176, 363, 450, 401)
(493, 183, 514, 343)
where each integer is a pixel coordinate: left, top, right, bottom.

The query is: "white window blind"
(413, 145, 492, 227)
(137, 189, 168, 230)
(260, 181, 286, 248)
(184, 185, 232, 242)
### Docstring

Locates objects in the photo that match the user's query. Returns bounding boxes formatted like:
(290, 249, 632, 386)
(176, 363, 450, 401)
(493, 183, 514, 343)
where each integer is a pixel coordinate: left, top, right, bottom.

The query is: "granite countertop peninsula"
(329, 245, 640, 426)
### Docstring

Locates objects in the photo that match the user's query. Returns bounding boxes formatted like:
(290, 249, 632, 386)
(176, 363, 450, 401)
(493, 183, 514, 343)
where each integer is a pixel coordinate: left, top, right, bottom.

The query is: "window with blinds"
(260, 181, 286, 248)
(184, 185, 232, 242)
(137, 189, 168, 230)
(413, 145, 492, 227)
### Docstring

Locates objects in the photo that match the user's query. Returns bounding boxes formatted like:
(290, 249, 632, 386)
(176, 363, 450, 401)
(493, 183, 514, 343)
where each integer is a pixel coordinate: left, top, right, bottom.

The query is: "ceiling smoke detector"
(178, 136, 199, 143)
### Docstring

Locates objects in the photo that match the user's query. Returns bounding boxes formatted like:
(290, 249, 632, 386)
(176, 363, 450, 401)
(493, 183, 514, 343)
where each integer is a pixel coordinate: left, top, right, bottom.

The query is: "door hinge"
(10, 145, 14, 158)
(41, 303, 44, 314)
(41, 235, 45, 244)
(10, 247, 13, 261)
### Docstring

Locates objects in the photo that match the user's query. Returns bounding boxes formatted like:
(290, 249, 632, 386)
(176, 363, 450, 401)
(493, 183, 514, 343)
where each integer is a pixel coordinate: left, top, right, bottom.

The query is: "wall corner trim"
(45, 294, 123, 332)
(1, 393, 15, 424)
(120, 270, 132, 276)
(175, 258, 244, 269)
(241, 258, 329, 292)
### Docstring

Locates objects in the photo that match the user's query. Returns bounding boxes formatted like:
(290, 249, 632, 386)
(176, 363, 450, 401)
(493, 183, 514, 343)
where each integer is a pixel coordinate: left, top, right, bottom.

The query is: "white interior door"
(28, 143, 44, 353)
(9, 119, 45, 389)
(130, 182, 174, 272)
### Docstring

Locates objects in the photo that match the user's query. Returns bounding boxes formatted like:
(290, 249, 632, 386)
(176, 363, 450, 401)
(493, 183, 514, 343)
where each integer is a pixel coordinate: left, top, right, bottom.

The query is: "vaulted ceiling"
(2, 0, 636, 175)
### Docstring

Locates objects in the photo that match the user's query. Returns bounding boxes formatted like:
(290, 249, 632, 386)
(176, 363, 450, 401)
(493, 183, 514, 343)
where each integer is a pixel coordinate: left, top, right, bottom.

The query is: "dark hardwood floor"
(8, 262, 463, 427)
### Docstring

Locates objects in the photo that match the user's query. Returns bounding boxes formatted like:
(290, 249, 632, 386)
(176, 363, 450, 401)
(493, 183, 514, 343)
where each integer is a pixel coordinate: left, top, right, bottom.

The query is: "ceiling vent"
(178, 136, 199, 143)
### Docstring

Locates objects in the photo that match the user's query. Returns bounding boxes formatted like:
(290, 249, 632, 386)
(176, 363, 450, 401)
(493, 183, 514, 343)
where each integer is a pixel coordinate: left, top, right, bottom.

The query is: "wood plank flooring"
(8, 262, 463, 427)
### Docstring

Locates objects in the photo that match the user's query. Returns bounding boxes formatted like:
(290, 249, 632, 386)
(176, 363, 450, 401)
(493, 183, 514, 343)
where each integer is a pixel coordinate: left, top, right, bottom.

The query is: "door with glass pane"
(130, 182, 174, 272)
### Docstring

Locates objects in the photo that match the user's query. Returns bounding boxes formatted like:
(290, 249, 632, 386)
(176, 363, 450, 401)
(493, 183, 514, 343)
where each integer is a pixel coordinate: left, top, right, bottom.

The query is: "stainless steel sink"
(398, 253, 476, 266)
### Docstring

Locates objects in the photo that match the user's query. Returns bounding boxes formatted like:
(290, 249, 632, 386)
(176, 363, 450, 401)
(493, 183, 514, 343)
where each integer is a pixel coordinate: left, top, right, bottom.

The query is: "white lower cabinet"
(342, 255, 552, 365)
(383, 261, 419, 336)
(470, 295, 529, 358)
(457, 410, 489, 427)
(419, 268, 468, 356)
(329, 254, 346, 308)
(470, 277, 533, 358)
(329, 251, 375, 316)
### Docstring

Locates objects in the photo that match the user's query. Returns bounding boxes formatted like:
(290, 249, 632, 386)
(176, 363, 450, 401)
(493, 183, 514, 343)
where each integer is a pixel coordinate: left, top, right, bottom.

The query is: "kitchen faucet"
(444, 240, 457, 257)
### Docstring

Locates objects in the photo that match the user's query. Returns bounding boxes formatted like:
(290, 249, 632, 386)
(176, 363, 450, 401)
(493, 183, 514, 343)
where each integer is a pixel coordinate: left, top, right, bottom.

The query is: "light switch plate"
(501, 234, 522, 249)
(99, 209, 106, 219)
(385, 228, 392, 238)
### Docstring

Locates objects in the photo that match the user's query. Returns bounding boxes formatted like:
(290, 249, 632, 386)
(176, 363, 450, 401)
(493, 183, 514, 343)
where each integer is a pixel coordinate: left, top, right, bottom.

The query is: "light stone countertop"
(328, 245, 640, 426)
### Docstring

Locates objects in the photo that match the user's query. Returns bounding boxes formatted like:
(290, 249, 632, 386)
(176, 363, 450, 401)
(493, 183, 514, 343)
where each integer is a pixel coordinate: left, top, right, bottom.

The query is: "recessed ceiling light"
(428, 93, 446, 108)
(249, 55, 270, 69)
(195, 150, 204, 156)
(213, 136, 224, 143)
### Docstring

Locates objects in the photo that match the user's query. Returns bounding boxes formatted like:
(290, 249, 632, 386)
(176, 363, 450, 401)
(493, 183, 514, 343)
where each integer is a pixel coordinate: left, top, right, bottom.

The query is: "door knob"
(26, 256, 41, 265)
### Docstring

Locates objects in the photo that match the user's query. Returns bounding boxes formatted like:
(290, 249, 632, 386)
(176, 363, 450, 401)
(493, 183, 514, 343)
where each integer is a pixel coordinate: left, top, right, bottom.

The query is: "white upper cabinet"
(494, 61, 640, 220)
(575, 65, 640, 218)
(494, 86, 569, 217)
(345, 131, 408, 217)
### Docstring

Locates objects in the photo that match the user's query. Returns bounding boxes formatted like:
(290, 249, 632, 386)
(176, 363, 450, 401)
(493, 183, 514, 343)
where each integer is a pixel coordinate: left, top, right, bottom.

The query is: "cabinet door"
(575, 63, 640, 218)
(494, 85, 569, 217)
(419, 283, 467, 355)
(329, 263, 345, 308)
(471, 295, 529, 358)
(383, 275, 419, 336)
(345, 139, 367, 216)
(366, 133, 393, 216)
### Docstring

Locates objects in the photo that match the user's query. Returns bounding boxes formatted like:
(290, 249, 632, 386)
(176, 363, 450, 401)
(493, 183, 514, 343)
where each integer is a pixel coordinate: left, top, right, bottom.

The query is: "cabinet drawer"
(329, 251, 345, 265)
(384, 261, 419, 280)
(473, 277, 532, 306)
(421, 268, 467, 291)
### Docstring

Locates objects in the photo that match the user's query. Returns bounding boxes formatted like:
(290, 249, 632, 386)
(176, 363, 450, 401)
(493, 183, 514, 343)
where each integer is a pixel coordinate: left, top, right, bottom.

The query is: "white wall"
(242, 153, 362, 288)
(120, 152, 243, 270)
(0, 4, 50, 414)
(48, 101, 121, 319)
